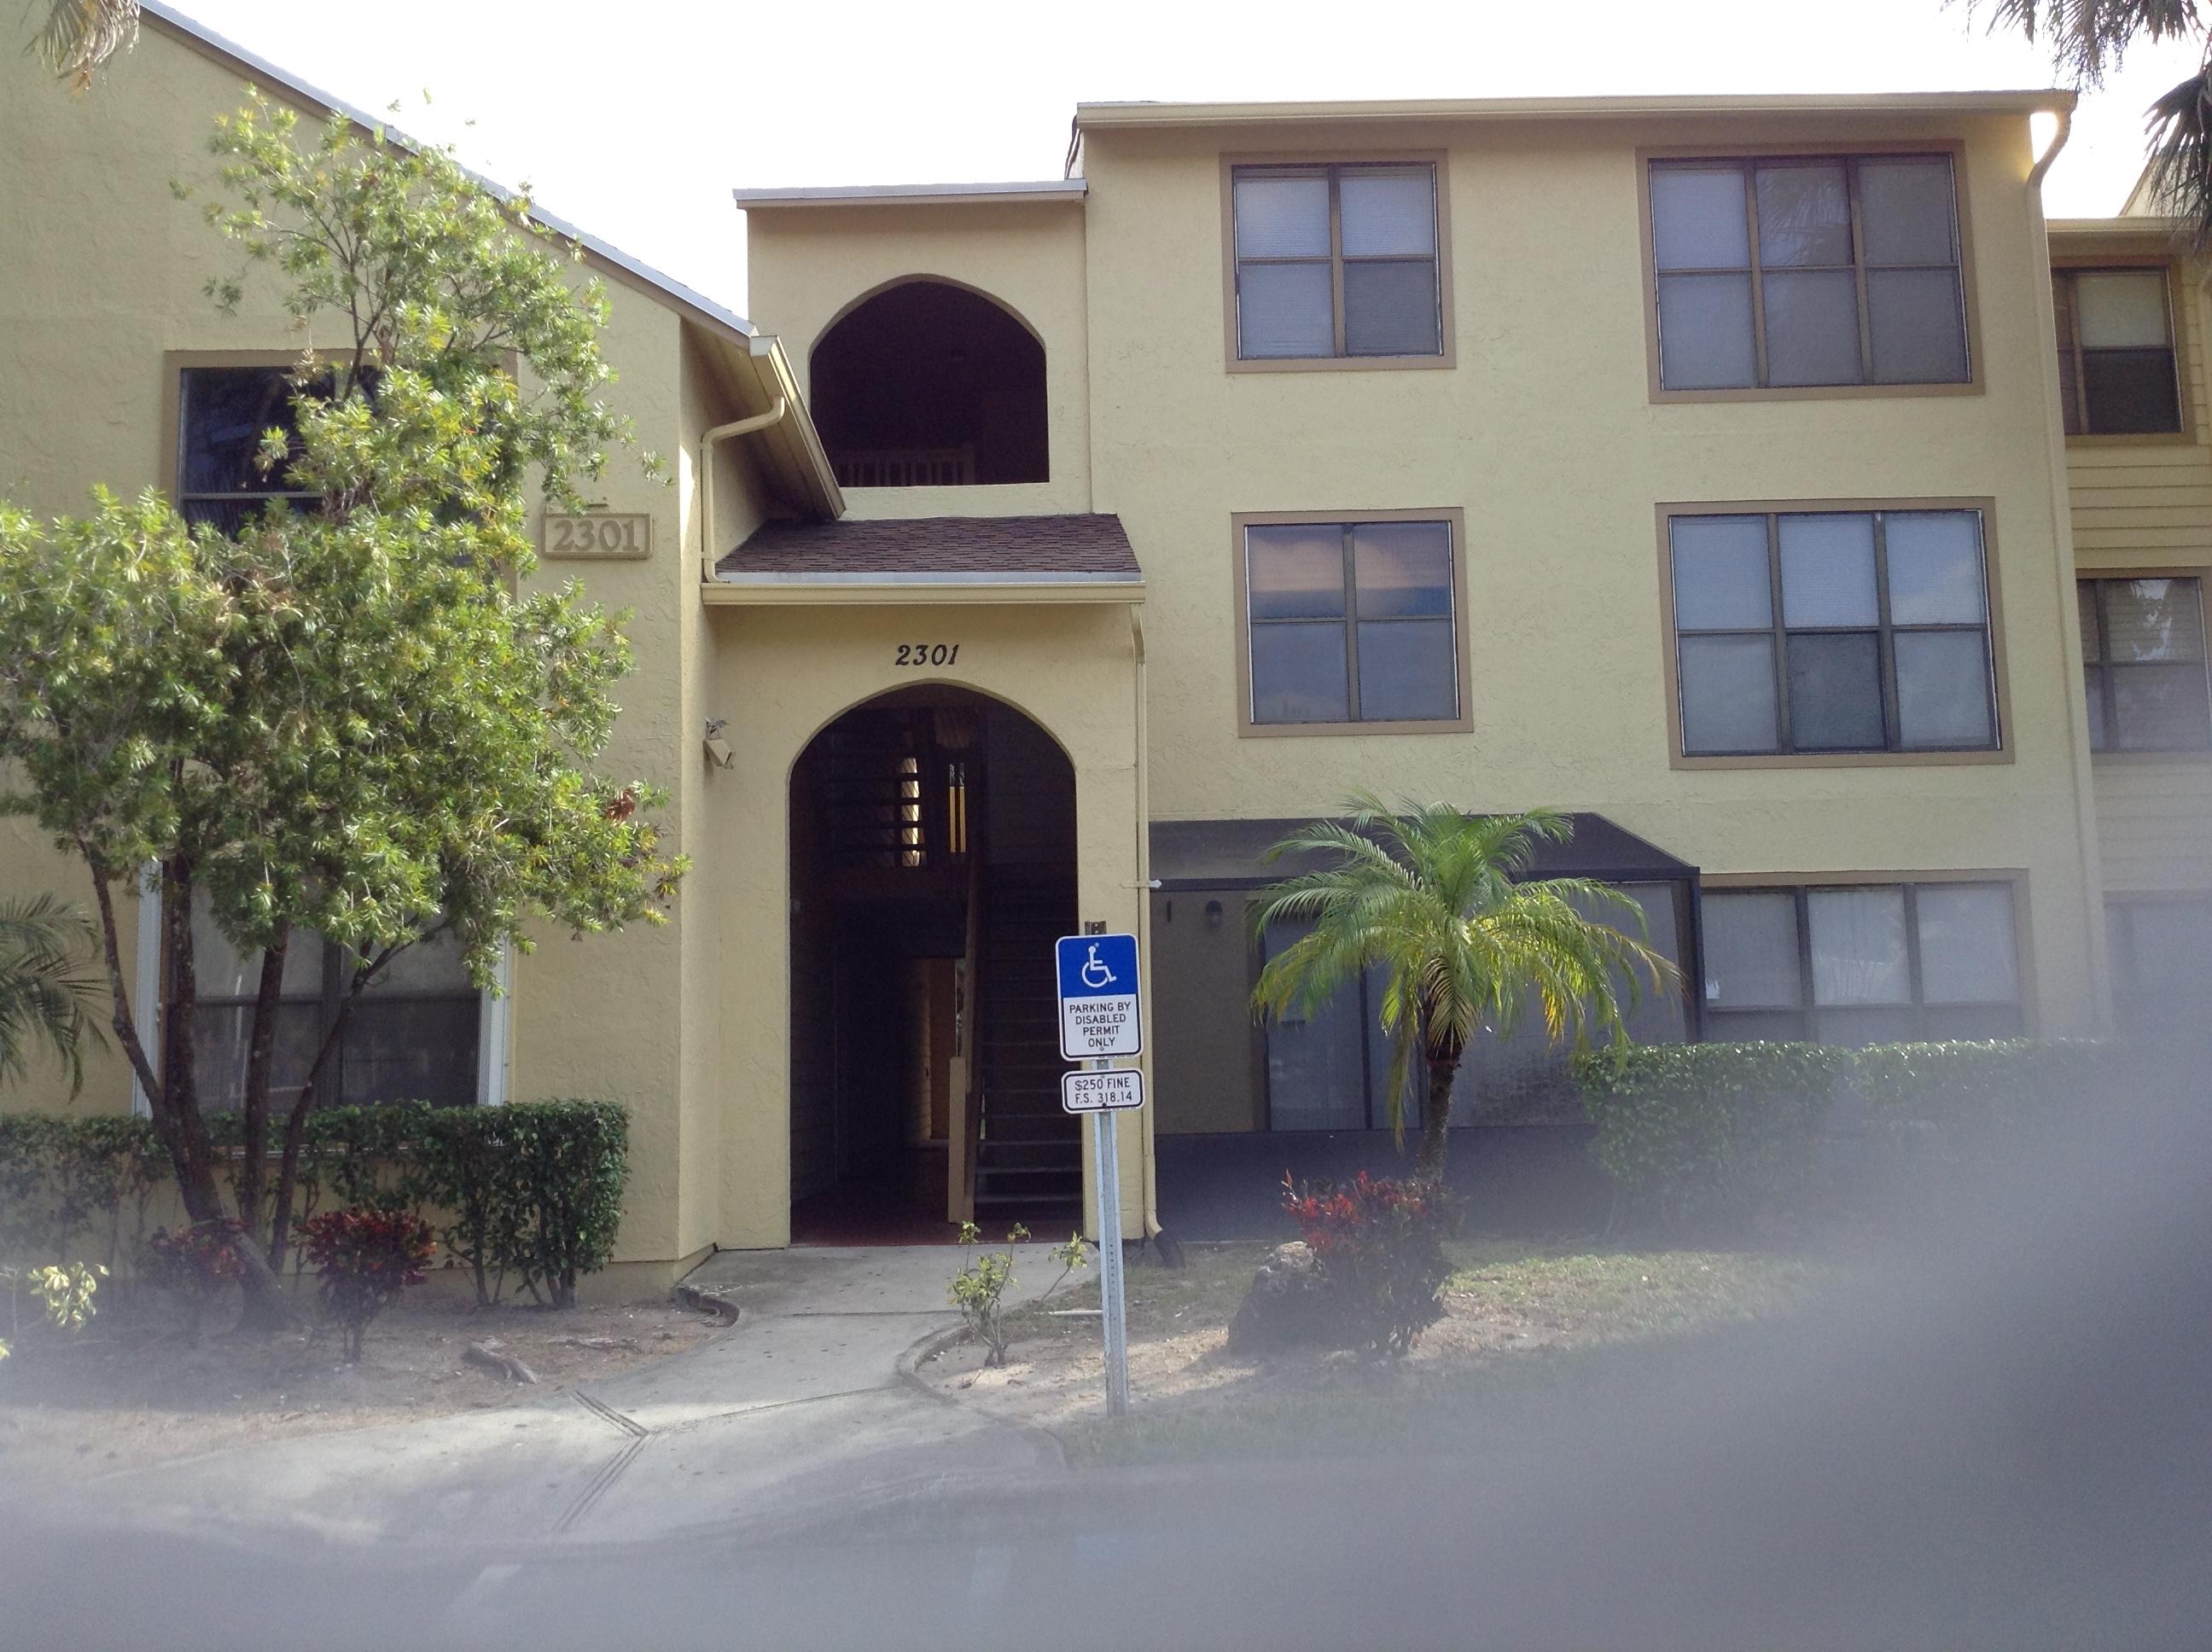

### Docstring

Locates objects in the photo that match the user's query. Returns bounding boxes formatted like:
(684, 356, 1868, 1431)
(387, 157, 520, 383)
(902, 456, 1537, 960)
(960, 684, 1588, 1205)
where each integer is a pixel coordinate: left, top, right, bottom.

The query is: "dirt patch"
(0, 1288, 724, 1492)
(915, 1239, 1836, 1450)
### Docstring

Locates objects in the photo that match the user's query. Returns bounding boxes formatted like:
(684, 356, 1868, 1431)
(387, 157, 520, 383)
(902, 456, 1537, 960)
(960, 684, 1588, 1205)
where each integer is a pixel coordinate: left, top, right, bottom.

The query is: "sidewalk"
(6, 1244, 1079, 1553)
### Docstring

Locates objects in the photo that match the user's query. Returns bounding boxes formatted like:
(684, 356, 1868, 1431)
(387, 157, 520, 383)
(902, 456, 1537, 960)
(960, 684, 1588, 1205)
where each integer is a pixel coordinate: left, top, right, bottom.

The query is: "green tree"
(0, 96, 680, 1324)
(0, 896, 104, 1096)
(1966, 2, 2212, 240)
(1251, 797, 1677, 1179)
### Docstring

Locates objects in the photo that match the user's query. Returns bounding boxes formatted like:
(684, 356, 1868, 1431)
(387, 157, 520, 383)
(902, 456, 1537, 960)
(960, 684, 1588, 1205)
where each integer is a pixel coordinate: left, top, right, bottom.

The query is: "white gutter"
(698, 398, 787, 584)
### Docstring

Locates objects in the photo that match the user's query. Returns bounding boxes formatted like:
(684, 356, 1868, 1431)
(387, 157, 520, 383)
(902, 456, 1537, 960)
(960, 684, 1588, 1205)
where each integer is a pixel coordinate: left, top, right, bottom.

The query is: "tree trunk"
(266, 947, 392, 1271)
(143, 858, 294, 1329)
(235, 928, 289, 1246)
(1416, 1052, 1458, 1181)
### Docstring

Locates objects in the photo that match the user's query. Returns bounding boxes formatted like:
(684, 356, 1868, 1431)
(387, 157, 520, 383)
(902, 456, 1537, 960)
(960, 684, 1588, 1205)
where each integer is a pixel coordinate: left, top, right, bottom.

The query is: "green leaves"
(0, 896, 106, 1097)
(1574, 1038, 2118, 1230)
(1250, 795, 1679, 1164)
(0, 93, 682, 1013)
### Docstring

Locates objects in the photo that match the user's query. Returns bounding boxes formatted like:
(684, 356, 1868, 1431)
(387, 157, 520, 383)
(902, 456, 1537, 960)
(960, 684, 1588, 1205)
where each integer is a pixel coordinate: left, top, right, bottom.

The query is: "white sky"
(155, 0, 2205, 324)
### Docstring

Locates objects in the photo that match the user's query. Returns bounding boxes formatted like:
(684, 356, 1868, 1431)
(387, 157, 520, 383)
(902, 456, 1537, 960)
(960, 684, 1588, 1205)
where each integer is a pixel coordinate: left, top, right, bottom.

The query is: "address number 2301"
(894, 643, 961, 667)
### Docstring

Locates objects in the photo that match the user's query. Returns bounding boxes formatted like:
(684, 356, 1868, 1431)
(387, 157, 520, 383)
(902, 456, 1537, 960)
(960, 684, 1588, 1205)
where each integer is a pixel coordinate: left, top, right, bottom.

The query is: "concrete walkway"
(13, 1244, 1079, 1552)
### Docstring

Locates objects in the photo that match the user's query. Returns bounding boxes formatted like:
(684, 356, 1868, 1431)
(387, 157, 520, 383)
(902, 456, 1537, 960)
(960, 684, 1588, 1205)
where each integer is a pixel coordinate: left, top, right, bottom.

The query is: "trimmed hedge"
(1572, 1043, 1853, 1230)
(1575, 1038, 2115, 1231)
(0, 1101, 628, 1307)
(0, 1114, 164, 1266)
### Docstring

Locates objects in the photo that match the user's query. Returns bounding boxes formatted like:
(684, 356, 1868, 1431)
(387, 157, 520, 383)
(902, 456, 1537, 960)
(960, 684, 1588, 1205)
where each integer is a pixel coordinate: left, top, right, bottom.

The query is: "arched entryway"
(787, 684, 1080, 1242)
(809, 279, 1049, 488)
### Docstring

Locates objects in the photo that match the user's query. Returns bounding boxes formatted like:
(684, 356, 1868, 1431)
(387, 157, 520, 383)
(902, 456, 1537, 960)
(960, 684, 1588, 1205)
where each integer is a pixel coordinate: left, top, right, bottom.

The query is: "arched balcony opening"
(810, 279, 1048, 488)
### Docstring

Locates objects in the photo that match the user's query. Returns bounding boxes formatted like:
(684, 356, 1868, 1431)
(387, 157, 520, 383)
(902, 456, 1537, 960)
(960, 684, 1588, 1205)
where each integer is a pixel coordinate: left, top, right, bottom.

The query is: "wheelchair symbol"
(1079, 944, 1117, 990)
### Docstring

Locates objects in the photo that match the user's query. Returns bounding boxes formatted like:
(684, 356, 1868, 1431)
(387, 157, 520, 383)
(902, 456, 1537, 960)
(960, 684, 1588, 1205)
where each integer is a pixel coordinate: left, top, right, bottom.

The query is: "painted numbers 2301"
(894, 643, 961, 667)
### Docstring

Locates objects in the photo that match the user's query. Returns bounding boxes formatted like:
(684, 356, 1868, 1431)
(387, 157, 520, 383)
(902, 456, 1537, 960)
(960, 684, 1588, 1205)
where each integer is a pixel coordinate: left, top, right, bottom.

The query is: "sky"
(141, 0, 2207, 325)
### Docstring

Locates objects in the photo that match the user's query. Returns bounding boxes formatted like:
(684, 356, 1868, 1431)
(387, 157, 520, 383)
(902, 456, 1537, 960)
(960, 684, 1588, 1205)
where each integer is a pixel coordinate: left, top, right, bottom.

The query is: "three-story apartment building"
(5, 6, 2205, 1277)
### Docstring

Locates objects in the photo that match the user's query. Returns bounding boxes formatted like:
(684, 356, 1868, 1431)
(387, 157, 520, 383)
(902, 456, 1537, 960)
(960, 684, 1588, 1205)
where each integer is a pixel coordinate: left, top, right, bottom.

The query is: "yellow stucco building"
(5, 7, 2209, 1281)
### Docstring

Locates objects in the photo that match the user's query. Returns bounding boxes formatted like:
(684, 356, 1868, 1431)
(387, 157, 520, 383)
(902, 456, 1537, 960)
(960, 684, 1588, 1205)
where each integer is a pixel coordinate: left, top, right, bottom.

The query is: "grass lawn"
(917, 1236, 1840, 1468)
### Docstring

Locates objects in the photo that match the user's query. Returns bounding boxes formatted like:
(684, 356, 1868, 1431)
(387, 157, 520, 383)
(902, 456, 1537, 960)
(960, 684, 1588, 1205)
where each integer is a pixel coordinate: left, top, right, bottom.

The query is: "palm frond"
(0, 894, 107, 1096)
(26, 0, 140, 90)
(1249, 800, 1685, 1160)
(1959, 0, 2203, 84)
(2144, 65, 2212, 247)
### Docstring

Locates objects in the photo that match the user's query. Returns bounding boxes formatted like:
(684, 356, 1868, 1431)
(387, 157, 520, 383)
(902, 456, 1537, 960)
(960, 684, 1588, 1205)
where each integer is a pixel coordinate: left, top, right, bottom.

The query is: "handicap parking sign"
(1055, 933, 1142, 1061)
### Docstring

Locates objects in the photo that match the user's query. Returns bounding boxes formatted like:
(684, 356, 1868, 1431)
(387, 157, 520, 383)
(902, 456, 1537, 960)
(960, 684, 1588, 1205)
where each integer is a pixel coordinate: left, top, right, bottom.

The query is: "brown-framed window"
(2078, 576, 2212, 753)
(1668, 507, 1997, 756)
(2052, 268, 2183, 435)
(1701, 881, 2023, 1044)
(1650, 154, 1968, 391)
(176, 364, 320, 533)
(1231, 163, 1441, 360)
(185, 898, 483, 1111)
(1243, 519, 1460, 725)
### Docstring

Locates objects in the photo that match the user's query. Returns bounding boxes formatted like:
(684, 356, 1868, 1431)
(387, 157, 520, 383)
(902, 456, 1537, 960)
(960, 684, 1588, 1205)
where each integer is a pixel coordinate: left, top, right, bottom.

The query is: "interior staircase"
(972, 866, 1082, 1215)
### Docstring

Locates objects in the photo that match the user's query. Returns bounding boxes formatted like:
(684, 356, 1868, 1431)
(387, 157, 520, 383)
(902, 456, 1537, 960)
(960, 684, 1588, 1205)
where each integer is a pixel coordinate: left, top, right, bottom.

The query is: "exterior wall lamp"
(703, 718, 735, 770)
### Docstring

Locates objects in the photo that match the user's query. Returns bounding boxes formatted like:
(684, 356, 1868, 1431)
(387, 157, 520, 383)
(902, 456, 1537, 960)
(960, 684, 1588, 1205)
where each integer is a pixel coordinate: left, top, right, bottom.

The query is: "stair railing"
(949, 783, 987, 1225)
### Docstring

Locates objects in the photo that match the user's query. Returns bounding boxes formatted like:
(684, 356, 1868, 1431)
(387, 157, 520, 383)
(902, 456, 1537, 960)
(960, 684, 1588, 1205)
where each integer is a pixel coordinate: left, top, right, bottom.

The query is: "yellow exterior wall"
(0, 35, 308, 1116)
(0, 28, 797, 1278)
(1062, 112, 2106, 1034)
(2055, 230, 2212, 897)
(700, 596, 1148, 1247)
(742, 202, 1092, 519)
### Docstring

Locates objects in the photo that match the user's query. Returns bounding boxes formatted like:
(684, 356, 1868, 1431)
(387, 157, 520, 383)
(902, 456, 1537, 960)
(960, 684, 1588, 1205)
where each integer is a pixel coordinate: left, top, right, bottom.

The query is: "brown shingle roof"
(717, 515, 1140, 581)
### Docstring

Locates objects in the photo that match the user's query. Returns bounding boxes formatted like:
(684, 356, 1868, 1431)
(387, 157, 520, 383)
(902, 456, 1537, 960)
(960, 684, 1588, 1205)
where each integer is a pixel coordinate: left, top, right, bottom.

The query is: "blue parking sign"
(1055, 933, 1141, 1060)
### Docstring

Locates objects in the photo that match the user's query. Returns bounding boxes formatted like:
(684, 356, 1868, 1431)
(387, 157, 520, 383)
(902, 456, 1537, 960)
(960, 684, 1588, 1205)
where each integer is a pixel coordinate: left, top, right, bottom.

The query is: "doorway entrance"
(788, 686, 1082, 1243)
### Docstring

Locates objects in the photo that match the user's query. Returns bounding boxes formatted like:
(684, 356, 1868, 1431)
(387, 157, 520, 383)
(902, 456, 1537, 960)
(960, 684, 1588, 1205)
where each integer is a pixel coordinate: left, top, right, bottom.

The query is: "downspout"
(2023, 104, 2111, 1032)
(1130, 603, 1160, 1241)
(2025, 105, 2072, 192)
(698, 396, 788, 584)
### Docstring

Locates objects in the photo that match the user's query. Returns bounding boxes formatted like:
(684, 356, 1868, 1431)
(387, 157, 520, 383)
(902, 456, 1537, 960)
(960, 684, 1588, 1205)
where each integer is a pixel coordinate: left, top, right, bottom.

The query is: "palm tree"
(1968, 2, 2212, 244)
(1251, 797, 1678, 1180)
(28, 0, 139, 90)
(0, 894, 105, 1096)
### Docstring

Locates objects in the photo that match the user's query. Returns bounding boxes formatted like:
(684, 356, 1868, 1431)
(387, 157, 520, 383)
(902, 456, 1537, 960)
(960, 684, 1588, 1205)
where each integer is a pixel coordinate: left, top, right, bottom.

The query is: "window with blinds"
(1701, 881, 2023, 1044)
(1649, 154, 1970, 392)
(2078, 576, 2212, 752)
(1667, 507, 1999, 757)
(2052, 268, 2183, 435)
(1242, 518, 1461, 726)
(1231, 163, 1443, 362)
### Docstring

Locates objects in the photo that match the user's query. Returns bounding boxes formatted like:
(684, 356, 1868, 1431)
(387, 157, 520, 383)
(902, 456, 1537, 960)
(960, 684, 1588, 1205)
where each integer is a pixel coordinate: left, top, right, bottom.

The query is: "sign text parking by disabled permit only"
(1054, 933, 1142, 1061)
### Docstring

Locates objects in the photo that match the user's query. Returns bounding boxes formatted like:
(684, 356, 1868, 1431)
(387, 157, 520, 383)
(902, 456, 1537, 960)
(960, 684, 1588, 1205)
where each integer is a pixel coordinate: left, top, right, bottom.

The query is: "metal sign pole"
(1091, 1067, 1130, 1417)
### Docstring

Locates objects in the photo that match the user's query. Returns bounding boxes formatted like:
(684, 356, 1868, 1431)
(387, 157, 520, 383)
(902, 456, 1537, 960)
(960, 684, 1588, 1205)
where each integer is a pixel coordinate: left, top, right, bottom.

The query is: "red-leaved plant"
(299, 1207, 435, 1361)
(1282, 1170, 1460, 1357)
(142, 1216, 248, 1342)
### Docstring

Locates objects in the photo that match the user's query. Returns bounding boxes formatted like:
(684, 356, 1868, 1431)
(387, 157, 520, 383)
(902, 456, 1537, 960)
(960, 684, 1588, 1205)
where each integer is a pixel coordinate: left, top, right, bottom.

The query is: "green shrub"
(1578, 1038, 2120, 1230)
(1575, 1043, 1850, 1230)
(1852, 1038, 2115, 1132)
(486, 1101, 629, 1310)
(0, 1101, 628, 1306)
(0, 1114, 163, 1266)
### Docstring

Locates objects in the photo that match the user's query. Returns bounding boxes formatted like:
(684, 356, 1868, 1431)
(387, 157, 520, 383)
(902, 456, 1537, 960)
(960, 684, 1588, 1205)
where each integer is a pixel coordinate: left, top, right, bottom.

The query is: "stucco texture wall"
(700, 597, 1148, 1248)
(1073, 112, 2107, 1036)
(0, 29, 792, 1277)
(743, 202, 1092, 520)
(0, 34, 310, 1116)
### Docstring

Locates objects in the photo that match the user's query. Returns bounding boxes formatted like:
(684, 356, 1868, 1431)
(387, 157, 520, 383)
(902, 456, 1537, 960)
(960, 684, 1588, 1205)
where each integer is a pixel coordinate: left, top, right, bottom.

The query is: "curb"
(894, 1323, 1073, 1474)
